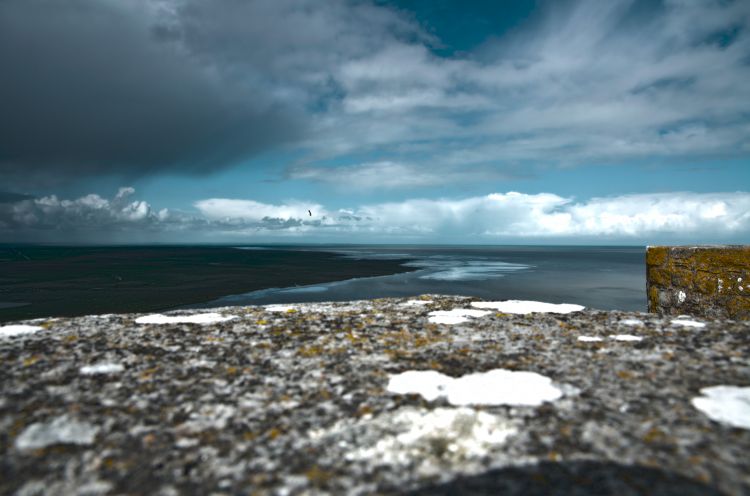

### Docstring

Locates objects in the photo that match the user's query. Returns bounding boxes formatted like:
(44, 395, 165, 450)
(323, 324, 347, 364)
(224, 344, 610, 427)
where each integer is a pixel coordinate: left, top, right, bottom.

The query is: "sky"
(1, 0, 749, 244)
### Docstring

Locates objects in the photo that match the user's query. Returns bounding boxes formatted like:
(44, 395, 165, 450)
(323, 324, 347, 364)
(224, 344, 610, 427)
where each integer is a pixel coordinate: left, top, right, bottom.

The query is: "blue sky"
(1, 0, 749, 244)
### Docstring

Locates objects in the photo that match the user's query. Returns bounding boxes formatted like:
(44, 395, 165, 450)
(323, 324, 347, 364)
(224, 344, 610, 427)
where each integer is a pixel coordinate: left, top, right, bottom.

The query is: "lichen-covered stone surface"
(1, 296, 749, 495)
(647, 245, 750, 319)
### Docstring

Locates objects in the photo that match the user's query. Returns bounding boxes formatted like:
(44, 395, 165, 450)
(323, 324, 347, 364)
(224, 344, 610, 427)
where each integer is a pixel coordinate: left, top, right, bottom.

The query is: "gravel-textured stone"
(1, 295, 748, 495)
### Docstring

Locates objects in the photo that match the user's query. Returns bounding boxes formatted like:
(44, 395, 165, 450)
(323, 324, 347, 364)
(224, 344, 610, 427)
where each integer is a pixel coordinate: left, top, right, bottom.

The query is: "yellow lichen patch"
(267, 427, 283, 440)
(426, 360, 443, 370)
(139, 367, 159, 381)
(647, 286, 660, 313)
(40, 321, 54, 330)
(381, 328, 446, 350)
(385, 349, 412, 360)
(616, 370, 634, 380)
(305, 465, 333, 486)
(22, 355, 41, 367)
(62, 335, 77, 344)
(412, 336, 433, 347)
(286, 309, 297, 314)
(256, 319, 268, 326)
(141, 433, 157, 446)
(298, 345, 325, 357)
(693, 271, 718, 295)
(646, 246, 668, 266)
(647, 267, 671, 287)
(696, 472, 712, 484)
(642, 427, 667, 444)
(726, 296, 750, 319)
(357, 405, 373, 417)
(226, 366, 239, 376)
(670, 269, 693, 289)
(692, 247, 750, 271)
(203, 336, 224, 343)
(243, 431, 258, 441)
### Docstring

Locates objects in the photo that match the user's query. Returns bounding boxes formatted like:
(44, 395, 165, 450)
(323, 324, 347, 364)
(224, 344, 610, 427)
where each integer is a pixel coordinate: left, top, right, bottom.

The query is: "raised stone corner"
(647, 245, 750, 319)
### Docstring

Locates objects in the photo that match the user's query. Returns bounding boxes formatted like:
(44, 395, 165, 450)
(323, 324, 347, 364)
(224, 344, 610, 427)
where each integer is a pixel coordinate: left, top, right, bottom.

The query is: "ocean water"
(191, 245, 646, 312)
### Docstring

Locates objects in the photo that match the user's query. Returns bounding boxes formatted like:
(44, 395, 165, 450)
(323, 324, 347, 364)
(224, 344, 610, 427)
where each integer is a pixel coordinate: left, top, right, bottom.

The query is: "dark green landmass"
(0, 246, 414, 322)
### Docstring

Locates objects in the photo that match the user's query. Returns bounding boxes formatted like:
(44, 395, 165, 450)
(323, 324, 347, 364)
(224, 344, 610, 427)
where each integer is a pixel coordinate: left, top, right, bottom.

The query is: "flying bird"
(308, 210, 312, 216)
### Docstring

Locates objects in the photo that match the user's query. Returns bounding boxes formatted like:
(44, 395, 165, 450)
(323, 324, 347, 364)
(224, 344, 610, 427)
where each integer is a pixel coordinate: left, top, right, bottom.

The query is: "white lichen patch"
(315, 407, 518, 477)
(427, 309, 490, 325)
(15, 415, 99, 451)
(179, 404, 237, 433)
(577, 336, 603, 342)
(470, 300, 584, 315)
(677, 290, 687, 304)
(0, 325, 43, 338)
(264, 304, 297, 312)
(263, 302, 366, 314)
(671, 319, 706, 328)
(402, 300, 433, 306)
(80, 363, 124, 375)
(388, 369, 564, 406)
(175, 437, 200, 449)
(609, 334, 643, 342)
(387, 370, 450, 401)
(620, 319, 644, 326)
(691, 386, 750, 430)
(135, 313, 237, 325)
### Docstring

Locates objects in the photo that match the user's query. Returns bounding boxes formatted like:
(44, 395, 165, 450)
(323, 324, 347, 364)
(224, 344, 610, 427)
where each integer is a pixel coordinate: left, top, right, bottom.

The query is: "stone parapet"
(647, 245, 750, 319)
(1, 296, 749, 495)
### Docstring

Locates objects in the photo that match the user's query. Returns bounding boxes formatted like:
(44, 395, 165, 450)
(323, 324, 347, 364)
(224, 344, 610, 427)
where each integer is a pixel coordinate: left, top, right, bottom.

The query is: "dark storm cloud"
(0, 0, 306, 186)
(0, 0, 427, 188)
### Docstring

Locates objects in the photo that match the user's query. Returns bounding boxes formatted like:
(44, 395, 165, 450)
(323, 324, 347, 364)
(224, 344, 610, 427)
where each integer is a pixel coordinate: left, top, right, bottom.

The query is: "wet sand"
(0, 246, 415, 322)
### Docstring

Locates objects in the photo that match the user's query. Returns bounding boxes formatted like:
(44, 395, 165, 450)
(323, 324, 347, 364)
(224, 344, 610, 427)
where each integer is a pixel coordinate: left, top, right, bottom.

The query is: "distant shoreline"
(0, 246, 417, 323)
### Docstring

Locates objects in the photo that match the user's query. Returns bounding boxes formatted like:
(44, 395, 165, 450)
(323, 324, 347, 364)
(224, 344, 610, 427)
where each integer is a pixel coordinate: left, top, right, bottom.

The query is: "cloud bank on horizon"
(2, 188, 748, 244)
(0, 0, 748, 243)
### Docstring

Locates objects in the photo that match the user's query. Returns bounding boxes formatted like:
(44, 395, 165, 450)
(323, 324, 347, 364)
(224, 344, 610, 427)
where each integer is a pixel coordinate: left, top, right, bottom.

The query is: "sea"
(189, 245, 646, 312)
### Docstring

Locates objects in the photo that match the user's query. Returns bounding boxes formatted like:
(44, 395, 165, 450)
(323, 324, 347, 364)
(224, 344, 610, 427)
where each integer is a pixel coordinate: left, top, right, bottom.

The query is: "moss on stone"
(646, 246, 668, 266)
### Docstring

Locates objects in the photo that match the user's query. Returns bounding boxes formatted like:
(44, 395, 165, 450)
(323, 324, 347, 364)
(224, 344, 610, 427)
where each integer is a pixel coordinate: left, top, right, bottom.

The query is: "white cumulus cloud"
(0, 187, 163, 231)
(2, 188, 749, 244)
(348, 191, 750, 241)
(194, 198, 324, 223)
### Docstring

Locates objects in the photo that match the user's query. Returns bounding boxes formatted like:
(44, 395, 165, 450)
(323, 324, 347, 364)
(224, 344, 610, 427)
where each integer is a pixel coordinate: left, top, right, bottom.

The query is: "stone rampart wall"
(647, 245, 750, 319)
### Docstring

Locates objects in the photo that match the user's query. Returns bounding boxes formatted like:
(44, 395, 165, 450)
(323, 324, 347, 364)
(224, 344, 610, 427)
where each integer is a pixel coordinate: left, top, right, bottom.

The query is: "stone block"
(647, 246, 750, 319)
